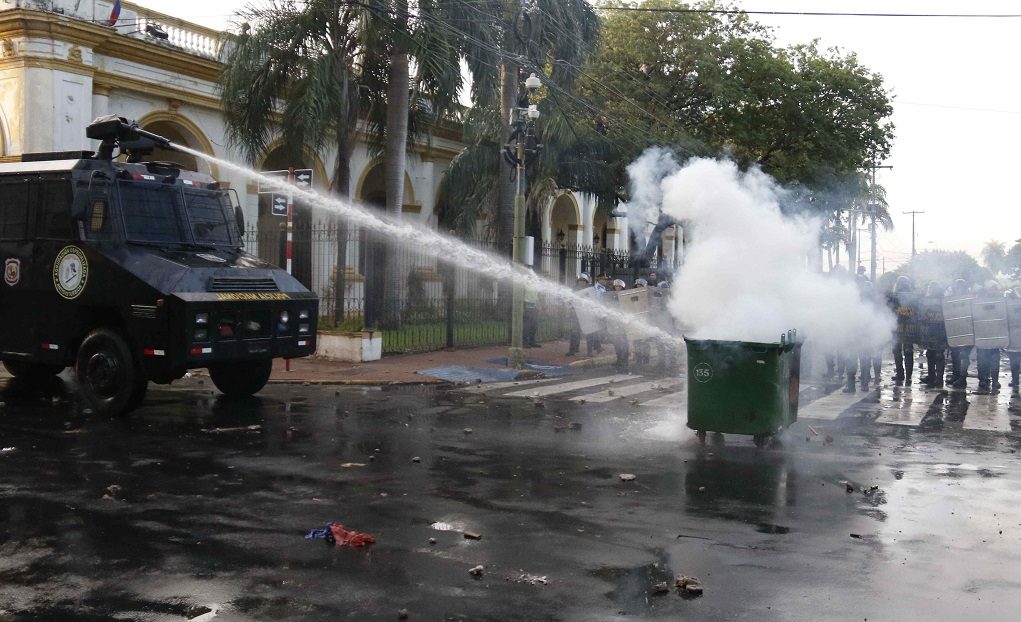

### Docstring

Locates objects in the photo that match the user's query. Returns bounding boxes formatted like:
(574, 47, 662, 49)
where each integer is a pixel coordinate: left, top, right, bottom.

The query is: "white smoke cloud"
(649, 156, 893, 352)
(624, 147, 680, 244)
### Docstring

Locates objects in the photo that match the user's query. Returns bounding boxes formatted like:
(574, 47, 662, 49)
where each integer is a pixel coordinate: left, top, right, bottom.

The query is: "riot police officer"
(947, 279, 974, 389)
(917, 280, 948, 389)
(1005, 289, 1021, 394)
(888, 275, 918, 384)
(975, 280, 1003, 394)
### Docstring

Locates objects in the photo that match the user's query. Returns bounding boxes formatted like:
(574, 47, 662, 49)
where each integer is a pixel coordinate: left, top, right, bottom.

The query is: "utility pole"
(507, 72, 542, 369)
(903, 210, 925, 257)
(864, 163, 892, 281)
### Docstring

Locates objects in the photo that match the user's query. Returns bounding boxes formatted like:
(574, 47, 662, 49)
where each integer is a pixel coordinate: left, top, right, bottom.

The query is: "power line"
(599, 7, 1021, 19)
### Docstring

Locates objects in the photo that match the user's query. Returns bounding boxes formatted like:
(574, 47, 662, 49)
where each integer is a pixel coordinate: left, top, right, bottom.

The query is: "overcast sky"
(137, 0, 1021, 270)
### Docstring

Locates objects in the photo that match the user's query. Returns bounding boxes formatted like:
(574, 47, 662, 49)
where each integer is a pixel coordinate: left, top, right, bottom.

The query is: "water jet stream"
(174, 144, 685, 349)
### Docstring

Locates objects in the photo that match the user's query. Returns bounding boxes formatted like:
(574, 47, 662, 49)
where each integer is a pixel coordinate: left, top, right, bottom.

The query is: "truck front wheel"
(75, 328, 143, 417)
(209, 359, 273, 398)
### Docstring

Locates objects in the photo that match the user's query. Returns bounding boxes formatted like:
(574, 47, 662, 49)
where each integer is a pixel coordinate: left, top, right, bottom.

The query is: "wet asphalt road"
(2, 371, 1021, 621)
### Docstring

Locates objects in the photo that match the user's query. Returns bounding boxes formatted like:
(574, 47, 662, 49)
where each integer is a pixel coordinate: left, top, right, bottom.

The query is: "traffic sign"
(271, 194, 288, 217)
(258, 168, 313, 193)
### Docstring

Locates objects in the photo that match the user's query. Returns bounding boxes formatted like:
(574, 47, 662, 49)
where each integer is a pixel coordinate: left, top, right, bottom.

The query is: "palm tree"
(981, 240, 1007, 274)
(437, 0, 600, 248)
(219, 0, 364, 326)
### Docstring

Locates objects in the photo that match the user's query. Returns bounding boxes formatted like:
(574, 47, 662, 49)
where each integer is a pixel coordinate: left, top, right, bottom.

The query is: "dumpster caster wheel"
(753, 434, 770, 448)
(696, 431, 707, 444)
(711, 432, 726, 446)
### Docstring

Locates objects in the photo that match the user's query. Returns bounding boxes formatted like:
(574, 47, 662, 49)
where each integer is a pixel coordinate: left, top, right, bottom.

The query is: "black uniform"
(887, 276, 918, 384)
(916, 282, 947, 388)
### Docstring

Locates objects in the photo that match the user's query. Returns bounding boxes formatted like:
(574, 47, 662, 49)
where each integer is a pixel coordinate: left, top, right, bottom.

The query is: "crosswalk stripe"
(639, 390, 686, 408)
(799, 388, 873, 420)
(459, 377, 560, 393)
(502, 374, 639, 398)
(963, 393, 1012, 432)
(571, 379, 683, 403)
(874, 386, 937, 427)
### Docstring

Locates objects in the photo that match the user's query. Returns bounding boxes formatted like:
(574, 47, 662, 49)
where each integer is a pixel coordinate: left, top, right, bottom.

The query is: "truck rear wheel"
(209, 359, 273, 398)
(75, 328, 143, 417)
(3, 360, 64, 380)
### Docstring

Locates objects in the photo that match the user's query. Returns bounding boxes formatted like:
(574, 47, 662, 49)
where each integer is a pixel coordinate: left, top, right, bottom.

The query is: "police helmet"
(634, 278, 649, 287)
(577, 272, 591, 284)
(952, 278, 969, 295)
(893, 275, 913, 293)
(657, 281, 670, 288)
(924, 280, 943, 297)
(612, 279, 626, 290)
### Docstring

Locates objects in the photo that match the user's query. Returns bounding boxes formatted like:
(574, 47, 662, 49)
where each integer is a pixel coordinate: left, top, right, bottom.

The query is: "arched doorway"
(547, 193, 581, 282)
(256, 147, 327, 289)
(354, 160, 417, 329)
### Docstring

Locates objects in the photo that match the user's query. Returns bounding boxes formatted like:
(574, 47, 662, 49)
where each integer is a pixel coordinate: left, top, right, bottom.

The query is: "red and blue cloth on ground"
(305, 522, 376, 547)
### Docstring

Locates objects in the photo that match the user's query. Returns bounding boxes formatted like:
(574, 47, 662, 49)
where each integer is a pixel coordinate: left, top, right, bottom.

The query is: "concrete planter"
(315, 331, 382, 362)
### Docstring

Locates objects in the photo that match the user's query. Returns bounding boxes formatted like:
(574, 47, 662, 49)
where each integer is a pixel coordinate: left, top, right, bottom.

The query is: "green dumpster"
(685, 332, 802, 447)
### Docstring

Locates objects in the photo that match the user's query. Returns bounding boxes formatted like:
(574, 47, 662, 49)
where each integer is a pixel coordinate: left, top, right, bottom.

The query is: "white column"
(91, 85, 110, 121)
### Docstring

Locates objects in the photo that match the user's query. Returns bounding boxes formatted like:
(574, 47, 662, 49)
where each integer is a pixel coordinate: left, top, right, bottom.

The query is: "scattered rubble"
(397, 609, 409, 619)
(849, 533, 863, 539)
(411, 457, 421, 463)
(845, 481, 855, 493)
(200, 425, 261, 434)
(1, 447, 15, 454)
(652, 582, 671, 594)
(468, 564, 485, 577)
(618, 473, 637, 482)
(512, 573, 549, 586)
(824, 435, 834, 445)
(185, 605, 212, 620)
(675, 575, 704, 595)
(463, 428, 473, 435)
(340, 463, 367, 468)
(429, 538, 437, 545)
(463, 531, 483, 540)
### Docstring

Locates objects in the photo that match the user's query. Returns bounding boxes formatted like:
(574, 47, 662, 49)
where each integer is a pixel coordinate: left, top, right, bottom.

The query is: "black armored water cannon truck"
(0, 115, 318, 416)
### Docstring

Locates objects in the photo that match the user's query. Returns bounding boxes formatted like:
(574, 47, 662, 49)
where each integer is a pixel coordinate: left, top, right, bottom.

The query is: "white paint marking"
(503, 374, 638, 398)
(571, 379, 683, 403)
(459, 376, 561, 393)
(798, 388, 872, 420)
(874, 386, 938, 427)
(963, 393, 1011, 432)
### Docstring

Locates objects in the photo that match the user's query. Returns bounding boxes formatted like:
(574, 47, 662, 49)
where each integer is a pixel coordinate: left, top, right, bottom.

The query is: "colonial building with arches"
(0, 0, 671, 322)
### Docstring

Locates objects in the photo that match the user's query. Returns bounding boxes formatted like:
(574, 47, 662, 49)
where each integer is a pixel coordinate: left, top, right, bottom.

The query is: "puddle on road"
(589, 555, 680, 614)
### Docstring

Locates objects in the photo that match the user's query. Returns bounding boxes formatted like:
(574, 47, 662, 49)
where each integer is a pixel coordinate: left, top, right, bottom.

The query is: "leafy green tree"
(893, 250, 991, 291)
(980, 240, 1007, 274)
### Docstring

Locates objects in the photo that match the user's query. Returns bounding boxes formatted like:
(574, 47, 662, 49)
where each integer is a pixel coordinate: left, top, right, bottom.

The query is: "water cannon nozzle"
(86, 115, 173, 161)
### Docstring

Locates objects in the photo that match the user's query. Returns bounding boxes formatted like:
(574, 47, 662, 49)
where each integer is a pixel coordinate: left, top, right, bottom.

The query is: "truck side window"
(0, 181, 29, 240)
(37, 180, 74, 239)
(81, 180, 116, 240)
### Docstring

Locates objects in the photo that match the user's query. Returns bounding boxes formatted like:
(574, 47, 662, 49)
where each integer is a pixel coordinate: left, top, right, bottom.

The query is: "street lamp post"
(508, 72, 542, 369)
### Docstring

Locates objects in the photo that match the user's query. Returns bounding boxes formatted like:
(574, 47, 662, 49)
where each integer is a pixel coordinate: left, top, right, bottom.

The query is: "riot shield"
(916, 295, 947, 349)
(610, 286, 650, 337)
(648, 287, 676, 334)
(893, 291, 921, 342)
(943, 295, 975, 348)
(973, 296, 1009, 349)
(573, 287, 605, 335)
(1007, 299, 1021, 350)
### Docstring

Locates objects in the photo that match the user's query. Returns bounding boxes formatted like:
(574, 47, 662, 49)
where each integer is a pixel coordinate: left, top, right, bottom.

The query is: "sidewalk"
(262, 339, 617, 385)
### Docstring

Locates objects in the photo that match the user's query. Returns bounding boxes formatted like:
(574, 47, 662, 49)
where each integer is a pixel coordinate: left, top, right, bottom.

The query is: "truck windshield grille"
(209, 277, 278, 292)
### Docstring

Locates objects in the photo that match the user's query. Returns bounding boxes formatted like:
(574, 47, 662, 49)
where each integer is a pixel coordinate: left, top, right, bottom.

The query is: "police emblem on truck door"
(4, 259, 19, 286)
(52, 246, 88, 300)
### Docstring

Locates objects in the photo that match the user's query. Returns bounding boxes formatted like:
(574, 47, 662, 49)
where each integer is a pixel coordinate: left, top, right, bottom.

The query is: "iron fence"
(241, 226, 651, 354)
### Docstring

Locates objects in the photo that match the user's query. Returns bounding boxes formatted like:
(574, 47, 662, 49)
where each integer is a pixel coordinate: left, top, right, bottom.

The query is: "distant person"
(566, 274, 590, 357)
(975, 280, 1003, 394)
(887, 275, 917, 384)
(632, 278, 652, 365)
(647, 270, 659, 288)
(948, 278, 974, 389)
(608, 279, 630, 370)
(917, 280, 948, 389)
(1005, 289, 1021, 394)
(523, 279, 540, 348)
